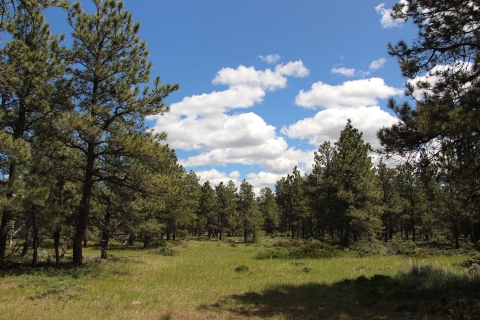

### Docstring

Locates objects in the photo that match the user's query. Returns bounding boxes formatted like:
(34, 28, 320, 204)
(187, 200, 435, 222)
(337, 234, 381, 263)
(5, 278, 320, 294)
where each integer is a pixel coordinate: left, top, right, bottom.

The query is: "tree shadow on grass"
(200, 265, 480, 319)
(0, 254, 142, 279)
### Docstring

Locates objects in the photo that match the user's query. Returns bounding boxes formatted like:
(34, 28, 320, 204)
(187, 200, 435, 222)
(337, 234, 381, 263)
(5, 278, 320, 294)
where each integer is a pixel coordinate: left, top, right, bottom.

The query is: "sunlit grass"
(0, 238, 474, 319)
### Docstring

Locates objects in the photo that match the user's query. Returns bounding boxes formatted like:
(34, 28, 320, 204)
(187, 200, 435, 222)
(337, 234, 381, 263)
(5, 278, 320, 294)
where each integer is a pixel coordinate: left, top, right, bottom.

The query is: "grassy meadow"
(0, 237, 479, 319)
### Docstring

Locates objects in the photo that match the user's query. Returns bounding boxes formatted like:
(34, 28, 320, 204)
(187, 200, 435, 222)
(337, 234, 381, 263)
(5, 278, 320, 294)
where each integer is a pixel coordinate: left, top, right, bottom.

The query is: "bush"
(234, 265, 249, 273)
(272, 239, 302, 248)
(256, 241, 337, 259)
(148, 247, 179, 256)
(458, 252, 480, 267)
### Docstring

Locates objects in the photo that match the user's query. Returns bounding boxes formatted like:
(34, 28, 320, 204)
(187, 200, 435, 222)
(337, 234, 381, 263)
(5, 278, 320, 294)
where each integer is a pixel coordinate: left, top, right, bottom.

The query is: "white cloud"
(179, 137, 289, 168)
(259, 54, 281, 64)
(246, 171, 287, 195)
(369, 58, 386, 70)
(164, 85, 265, 117)
(331, 67, 356, 77)
(156, 112, 277, 152)
(295, 78, 403, 109)
(281, 106, 397, 149)
(213, 66, 286, 91)
(196, 168, 242, 187)
(212, 61, 309, 91)
(258, 148, 314, 174)
(375, 0, 408, 28)
(229, 170, 241, 179)
(275, 60, 310, 77)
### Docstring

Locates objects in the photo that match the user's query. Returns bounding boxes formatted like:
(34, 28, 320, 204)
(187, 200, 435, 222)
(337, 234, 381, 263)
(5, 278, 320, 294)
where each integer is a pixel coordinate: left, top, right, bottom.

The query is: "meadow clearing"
(0, 237, 479, 320)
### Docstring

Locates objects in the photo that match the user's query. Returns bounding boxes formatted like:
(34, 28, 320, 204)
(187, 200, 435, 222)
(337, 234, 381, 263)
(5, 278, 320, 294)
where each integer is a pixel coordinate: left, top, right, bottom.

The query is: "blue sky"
(45, 0, 417, 193)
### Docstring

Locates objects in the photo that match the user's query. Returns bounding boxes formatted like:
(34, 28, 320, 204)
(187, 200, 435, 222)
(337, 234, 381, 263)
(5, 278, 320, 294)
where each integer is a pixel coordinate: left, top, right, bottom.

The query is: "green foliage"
(256, 241, 337, 259)
(233, 265, 249, 273)
(458, 252, 480, 267)
(237, 180, 262, 242)
(148, 247, 179, 256)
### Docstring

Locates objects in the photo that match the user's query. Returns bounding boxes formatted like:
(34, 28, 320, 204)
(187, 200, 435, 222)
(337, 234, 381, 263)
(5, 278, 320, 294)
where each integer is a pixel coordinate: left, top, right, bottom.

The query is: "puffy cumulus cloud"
(229, 170, 241, 179)
(275, 61, 310, 78)
(245, 172, 287, 195)
(281, 106, 397, 148)
(212, 61, 309, 91)
(196, 168, 241, 187)
(331, 67, 356, 77)
(295, 78, 403, 109)
(375, 0, 408, 28)
(369, 58, 387, 70)
(163, 85, 265, 117)
(180, 137, 289, 168)
(259, 54, 281, 64)
(154, 112, 277, 152)
(258, 148, 315, 174)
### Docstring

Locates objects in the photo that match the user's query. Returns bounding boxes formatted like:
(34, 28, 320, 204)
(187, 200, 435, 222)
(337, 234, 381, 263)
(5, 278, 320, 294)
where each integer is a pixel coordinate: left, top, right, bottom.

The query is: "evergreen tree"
(378, 0, 480, 156)
(377, 160, 403, 242)
(395, 162, 426, 241)
(332, 120, 381, 247)
(55, 0, 179, 265)
(198, 181, 217, 238)
(257, 187, 279, 236)
(274, 177, 292, 236)
(0, 4, 64, 261)
(237, 179, 261, 242)
(181, 170, 201, 236)
(215, 180, 237, 240)
(308, 141, 339, 239)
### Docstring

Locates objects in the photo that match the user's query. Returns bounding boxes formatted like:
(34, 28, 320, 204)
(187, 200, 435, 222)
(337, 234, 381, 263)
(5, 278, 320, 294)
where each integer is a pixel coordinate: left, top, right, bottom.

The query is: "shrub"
(458, 252, 480, 267)
(256, 241, 337, 259)
(148, 247, 179, 256)
(234, 265, 249, 273)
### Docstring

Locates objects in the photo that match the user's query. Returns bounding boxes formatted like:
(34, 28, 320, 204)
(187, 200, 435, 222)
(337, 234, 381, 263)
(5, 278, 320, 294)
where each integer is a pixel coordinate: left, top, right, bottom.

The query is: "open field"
(0, 238, 479, 319)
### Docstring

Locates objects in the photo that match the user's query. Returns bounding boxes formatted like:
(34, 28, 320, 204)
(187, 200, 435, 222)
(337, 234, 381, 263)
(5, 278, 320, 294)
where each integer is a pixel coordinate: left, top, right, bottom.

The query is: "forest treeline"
(0, 0, 479, 267)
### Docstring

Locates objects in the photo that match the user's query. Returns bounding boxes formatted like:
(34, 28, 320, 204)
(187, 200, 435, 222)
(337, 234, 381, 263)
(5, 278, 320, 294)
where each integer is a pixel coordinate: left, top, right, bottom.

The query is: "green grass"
(0, 238, 478, 319)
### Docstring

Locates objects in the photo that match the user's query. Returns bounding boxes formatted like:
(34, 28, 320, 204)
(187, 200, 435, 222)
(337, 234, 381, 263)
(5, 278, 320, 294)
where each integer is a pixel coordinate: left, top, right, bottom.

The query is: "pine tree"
(256, 187, 279, 236)
(395, 162, 426, 241)
(55, 0, 179, 265)
(215, 180, 237, 240)
(378, 0, 480, 156)
(377, 160, 403, 242)
(333, 120, 381, 247)
(0, 4, 64, 261)
(237, 180, 262, 242)
(308, 141, 339, 239)
(198, 181, 217, 238)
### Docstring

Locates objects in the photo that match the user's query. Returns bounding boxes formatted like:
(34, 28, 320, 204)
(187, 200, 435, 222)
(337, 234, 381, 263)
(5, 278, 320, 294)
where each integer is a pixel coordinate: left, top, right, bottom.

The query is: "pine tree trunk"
(412, 216, 416, 242)
(128, 233, 135, 246)
(21, 216, 31, 257)
(31, 207, 39, 268)
(0, 162, 17, 262)
(100, 199, 112, 259)
(454, 222, 460, 249)
(53, 230, 61, 265)
(344, 219, 351, 248)
(143, 236, 150, 248)
(73, 144, 95, 266)
(219, 216, 223, 241)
